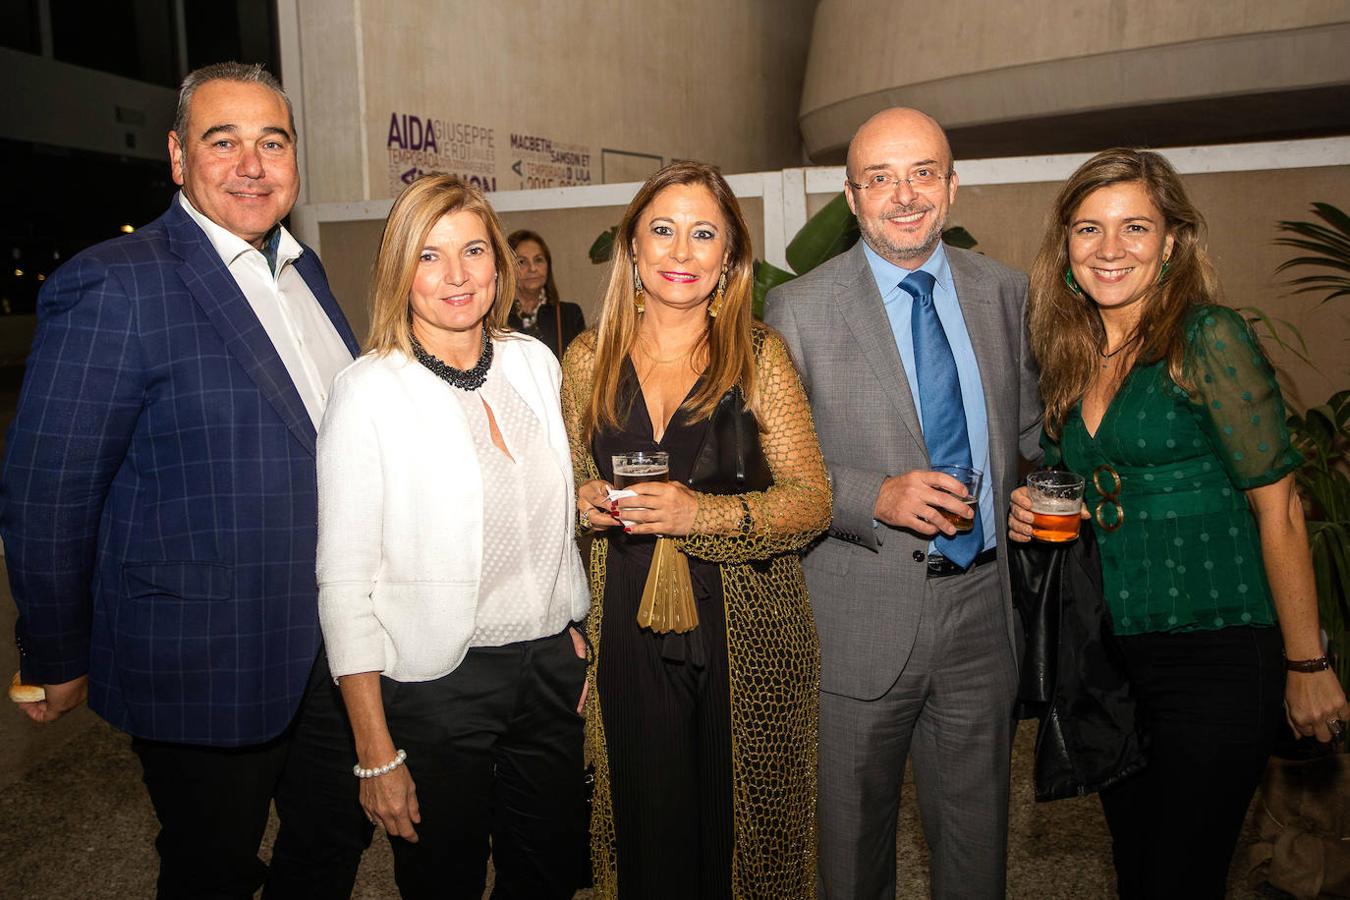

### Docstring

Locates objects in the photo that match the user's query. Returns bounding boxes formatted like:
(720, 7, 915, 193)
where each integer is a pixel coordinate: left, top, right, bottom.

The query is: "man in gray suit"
(764, 107, 1041, 899)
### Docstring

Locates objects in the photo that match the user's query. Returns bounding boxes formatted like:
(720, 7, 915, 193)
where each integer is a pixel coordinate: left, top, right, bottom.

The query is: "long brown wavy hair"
(365, 175, 515, 357)
(581, 160, 757, 440)
(1028, 148, 1221, 438)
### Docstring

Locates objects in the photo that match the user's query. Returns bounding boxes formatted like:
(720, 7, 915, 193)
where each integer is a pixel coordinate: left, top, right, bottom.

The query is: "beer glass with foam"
(611, 451, 669, 488)
(1026, 470, 1086, 542)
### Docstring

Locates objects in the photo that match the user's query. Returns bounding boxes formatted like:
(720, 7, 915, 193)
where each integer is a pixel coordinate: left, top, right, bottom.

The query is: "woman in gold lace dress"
(561, 161, 831, 899)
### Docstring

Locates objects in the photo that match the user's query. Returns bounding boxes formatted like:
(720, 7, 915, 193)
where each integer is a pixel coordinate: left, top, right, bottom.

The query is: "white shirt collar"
(177, 191, 303, 273)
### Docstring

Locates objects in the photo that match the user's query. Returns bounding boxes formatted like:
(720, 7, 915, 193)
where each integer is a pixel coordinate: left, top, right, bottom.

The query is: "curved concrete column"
(801, 1, 1350, 160)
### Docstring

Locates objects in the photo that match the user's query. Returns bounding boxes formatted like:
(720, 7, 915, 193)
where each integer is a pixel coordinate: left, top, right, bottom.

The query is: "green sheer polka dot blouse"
(1044, 305, 1302, 636)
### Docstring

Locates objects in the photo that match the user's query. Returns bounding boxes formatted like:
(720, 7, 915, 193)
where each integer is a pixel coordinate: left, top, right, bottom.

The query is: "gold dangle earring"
(632, 261, 645, 315)
(709, 270, 727, 318)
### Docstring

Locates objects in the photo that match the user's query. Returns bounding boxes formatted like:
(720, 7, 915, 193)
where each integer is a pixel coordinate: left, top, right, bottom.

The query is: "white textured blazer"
(316, 334, 590, 682)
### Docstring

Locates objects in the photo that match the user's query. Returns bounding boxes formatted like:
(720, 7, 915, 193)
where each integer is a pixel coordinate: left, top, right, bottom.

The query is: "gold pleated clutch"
(635, 537, 699, 633)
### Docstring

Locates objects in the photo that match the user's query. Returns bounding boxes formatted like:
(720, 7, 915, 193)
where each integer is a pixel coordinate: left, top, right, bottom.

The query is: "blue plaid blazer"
(1, 197, 358, 746)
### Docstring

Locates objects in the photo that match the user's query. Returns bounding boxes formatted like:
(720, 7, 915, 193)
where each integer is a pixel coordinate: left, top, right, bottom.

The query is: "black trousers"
(379, 628, 587, 900)
(132, 651, 373, 900)
(1100, 625, 1286, 899)
(598, 546, 734, 900)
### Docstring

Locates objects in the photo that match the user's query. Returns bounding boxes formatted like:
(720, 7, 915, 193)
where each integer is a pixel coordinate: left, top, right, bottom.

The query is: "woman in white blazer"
(316, 174, 590, 898)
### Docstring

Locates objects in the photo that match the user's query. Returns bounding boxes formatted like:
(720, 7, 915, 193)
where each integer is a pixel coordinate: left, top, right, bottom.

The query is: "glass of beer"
(610, 452, 669, 528)
(1026, 470, 1086, 542)
(611, 451, 669, 488)
(931, 464, 981, 533)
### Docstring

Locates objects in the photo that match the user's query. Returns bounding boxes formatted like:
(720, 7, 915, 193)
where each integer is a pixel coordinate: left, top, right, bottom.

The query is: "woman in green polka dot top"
(1007, 148, 1349, 899)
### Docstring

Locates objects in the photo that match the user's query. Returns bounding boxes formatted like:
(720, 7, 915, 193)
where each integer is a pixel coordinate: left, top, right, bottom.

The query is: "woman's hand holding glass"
(578, 479, 621, 531)
(612, 481, 699, 536)
(578, 478, 700, 535)
(1007, 485, 1089, 543)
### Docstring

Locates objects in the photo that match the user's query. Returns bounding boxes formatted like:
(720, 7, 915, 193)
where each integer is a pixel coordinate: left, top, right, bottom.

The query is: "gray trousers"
(817, 562, 1018, 900)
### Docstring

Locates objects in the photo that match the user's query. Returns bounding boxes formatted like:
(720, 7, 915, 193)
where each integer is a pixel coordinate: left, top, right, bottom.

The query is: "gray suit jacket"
(764, 241, 1042, 701)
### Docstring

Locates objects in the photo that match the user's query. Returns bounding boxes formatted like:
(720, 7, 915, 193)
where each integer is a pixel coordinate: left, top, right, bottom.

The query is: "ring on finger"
(1329, 718, 1346, 740)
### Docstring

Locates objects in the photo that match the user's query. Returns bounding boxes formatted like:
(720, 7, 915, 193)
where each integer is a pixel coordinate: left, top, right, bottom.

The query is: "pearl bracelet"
(353, 748, 407, 779)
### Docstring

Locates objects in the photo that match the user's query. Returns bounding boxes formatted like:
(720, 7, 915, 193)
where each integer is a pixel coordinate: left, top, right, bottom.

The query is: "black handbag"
(1010, 523, 1148, 801)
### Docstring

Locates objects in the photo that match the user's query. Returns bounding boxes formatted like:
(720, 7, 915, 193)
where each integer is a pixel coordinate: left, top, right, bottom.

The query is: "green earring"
(1158, 258, 1170, 284)
(1063, 267, 1082, 296)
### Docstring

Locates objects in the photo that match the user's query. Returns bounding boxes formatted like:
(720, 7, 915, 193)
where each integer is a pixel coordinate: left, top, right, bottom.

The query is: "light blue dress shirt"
(862, 240, 996, 554)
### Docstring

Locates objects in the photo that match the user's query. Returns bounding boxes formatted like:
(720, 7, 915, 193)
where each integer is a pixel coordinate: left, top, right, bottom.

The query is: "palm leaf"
(1311, 201, 1350, 234)
(1274, 256, 1350, 275)
(1240, 306, 1313, 366)
(1329, 390, 1350, 428)
(1297, 289, 1350, 303)
(1274, 225, 1350, 256)
(1274, 204, 1350, 306)
(589, 226, 618, 265)
(941, 226, 978, 250)
(1274, 233, 1350, 259)
(752, 260, 796, 320)
(785, 193, 859, 276)
(1282, 275, 1350, 288)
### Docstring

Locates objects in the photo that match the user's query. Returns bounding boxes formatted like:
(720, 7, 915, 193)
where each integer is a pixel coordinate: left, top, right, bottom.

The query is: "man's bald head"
(844, 107, 958, 267)
(846, 108, 953, 181)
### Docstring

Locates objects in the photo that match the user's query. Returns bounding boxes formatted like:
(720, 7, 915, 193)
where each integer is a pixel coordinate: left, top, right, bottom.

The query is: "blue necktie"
(901, 270, 982, 568)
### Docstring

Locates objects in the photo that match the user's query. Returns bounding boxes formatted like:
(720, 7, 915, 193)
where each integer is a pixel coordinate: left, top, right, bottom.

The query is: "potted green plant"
(1271, 203, 1350, 698)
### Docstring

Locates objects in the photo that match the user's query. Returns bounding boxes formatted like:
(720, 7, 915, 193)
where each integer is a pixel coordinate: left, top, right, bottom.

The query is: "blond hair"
(365, 175, 516, 356)
(582, 161, 757, 440)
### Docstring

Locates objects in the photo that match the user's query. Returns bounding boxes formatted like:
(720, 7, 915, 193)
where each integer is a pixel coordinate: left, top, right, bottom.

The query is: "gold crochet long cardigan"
(561, 326, 831, 899)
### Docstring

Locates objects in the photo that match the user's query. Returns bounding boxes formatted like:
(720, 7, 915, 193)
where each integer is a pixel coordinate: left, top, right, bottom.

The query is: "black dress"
(508, 300, 586, 359)
(592, 361, 734, 900)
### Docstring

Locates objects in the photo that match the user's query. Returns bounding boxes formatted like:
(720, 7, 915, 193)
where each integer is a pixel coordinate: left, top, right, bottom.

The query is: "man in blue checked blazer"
(2, 63, 373, 897)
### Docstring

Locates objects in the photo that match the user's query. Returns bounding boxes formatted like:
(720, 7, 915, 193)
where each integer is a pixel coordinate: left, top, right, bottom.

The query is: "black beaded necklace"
(410, 328, 493, 391)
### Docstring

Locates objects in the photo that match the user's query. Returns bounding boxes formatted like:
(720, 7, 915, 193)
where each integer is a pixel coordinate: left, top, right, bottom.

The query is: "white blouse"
(456, 366, 574, 647)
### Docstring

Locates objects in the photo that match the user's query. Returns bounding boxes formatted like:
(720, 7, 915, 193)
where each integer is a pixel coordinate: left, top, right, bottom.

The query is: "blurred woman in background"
(509, 229, 586, 358)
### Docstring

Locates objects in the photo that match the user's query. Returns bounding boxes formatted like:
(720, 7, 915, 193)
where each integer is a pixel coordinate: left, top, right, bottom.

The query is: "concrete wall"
(287, 0, 817, 204)
(800, 1, 1350, 159)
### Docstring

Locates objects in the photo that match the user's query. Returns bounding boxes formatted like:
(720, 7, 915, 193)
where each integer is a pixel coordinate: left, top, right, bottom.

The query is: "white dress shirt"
(178, 192, 352, 428)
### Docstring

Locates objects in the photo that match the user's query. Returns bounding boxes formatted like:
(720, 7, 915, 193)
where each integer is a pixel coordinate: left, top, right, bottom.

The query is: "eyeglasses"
(1092, 464, 1123, 532)
(846, 167, 952, 193)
